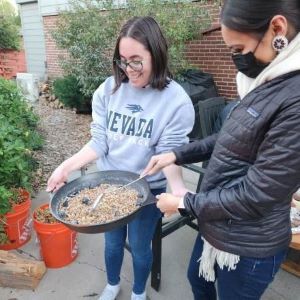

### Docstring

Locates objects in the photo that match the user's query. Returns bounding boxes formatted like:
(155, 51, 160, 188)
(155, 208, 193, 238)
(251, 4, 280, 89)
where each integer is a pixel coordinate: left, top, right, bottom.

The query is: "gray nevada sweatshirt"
(88, 76, 195, 189)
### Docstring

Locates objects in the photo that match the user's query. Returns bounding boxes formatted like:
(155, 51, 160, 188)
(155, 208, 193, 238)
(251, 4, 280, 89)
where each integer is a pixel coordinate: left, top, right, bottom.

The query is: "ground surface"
(1, 99, 299, 300)
(32, 100, 92, 189)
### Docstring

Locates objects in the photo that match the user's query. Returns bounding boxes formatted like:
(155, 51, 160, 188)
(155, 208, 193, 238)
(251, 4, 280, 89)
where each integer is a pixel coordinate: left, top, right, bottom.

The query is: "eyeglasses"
(114, 59, 144, 72)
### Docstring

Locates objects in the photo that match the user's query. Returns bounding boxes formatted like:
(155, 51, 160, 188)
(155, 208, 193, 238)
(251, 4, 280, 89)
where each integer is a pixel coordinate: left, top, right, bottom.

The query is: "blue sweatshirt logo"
(107, 110, 153, 138)
(126, 104, 144, 114)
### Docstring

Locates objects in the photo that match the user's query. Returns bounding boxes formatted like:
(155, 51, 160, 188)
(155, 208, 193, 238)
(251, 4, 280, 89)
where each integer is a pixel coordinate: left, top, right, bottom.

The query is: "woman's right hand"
(142, 152, 177, 176)
(46, 145, 98, 192)
(46, 164, 69, 192)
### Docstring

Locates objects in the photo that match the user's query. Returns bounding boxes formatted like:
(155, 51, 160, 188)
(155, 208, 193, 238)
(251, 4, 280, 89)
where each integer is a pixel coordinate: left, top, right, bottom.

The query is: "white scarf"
(237, 32, 300, 99)
(199, 238, 240, 282)
(199, 32, 300, 282)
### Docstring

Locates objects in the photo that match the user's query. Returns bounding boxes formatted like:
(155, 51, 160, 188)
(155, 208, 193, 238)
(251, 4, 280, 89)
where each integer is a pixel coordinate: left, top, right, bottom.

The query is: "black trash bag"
(177, 69, 219, 105)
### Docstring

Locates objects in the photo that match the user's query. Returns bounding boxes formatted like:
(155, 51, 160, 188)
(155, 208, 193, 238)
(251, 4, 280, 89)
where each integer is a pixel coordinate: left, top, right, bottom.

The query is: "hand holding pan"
(50, 171, 157, 234)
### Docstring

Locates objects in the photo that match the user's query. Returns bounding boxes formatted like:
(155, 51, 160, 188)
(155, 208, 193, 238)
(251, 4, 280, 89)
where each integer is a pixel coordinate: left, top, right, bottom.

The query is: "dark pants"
(104, 188, 164, 294)
(188, 233, 288, 300)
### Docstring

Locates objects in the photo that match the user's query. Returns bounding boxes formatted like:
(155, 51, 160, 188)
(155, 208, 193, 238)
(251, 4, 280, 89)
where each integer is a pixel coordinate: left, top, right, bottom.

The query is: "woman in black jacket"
(143, 0, 300, 299)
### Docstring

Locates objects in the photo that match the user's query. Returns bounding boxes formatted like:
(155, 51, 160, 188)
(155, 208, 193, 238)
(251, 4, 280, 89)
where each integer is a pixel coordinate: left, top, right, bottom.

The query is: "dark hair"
(221, 0, 300, 37)
(112, 16, 171, 92)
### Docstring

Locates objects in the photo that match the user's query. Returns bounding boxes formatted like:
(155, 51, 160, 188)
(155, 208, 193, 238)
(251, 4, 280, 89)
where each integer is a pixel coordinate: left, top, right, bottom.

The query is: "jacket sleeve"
(173, 133, 218, 165)
(184, 106, 300, 222)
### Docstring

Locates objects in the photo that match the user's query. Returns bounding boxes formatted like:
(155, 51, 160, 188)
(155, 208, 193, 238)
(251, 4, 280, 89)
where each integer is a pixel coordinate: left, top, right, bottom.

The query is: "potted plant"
(0, 121, 34, 250)
(0, 77, 43, 249)
(0, 187, 32, 250)
(0, 187, 13, 245)
(33, 204, 79, 268)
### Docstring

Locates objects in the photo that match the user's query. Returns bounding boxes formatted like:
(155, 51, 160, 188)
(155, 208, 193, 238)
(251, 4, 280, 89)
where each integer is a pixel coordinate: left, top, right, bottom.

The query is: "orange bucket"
(33, 204, 79, 268)
(0, 191, 32, 250)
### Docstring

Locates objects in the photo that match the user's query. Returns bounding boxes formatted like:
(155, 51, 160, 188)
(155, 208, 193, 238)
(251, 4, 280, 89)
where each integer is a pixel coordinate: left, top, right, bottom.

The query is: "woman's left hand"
(156, 193, 181, 217)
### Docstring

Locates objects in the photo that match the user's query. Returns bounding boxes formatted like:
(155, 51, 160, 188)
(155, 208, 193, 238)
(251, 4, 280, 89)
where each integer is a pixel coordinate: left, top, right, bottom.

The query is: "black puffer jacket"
(174, 71, 300, 257)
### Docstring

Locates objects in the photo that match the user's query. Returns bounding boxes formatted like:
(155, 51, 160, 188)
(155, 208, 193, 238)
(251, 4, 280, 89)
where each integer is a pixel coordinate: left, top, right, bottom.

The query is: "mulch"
(31, 99, 92, 191)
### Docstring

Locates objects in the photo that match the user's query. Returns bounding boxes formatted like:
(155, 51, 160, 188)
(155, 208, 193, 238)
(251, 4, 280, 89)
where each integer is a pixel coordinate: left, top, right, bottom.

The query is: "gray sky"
(8, 0, 17, 9)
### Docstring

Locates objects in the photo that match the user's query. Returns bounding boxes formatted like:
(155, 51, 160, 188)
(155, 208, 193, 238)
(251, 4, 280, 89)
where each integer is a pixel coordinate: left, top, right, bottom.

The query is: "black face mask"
(232, 51, 270, 78)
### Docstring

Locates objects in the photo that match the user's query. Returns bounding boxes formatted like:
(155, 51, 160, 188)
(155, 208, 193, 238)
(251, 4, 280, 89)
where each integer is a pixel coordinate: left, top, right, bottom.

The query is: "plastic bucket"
(0, 191, 32, 250)
(33, 204, 78, 268)
(10, 189, 31, 213)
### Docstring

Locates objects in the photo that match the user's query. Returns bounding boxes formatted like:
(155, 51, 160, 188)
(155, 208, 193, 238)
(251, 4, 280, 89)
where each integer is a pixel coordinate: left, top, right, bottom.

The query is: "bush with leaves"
(0, 0, 21, 50)
(52, 0, 210, 97)
(0, 119, 32, 189)
(0, 186, 13, 244)
(0, 78, 43, 232)
(53, 75, 91, 111)
(0, 186, 12, 215)
(0, 78, 43, 150)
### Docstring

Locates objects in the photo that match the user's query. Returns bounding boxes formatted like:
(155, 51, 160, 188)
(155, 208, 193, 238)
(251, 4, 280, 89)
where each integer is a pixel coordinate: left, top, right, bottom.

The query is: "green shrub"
(52, 0, 210, 96)
(53, 75, 90, 111)
(0, 186, 12, 216)
(0, 186, 13, 244)
(0, 77, 43, 244)
(0, 119, 32, 190)
(0, 78, 43, 151)
(0, 0, 20, 50)
(0, 78, 44, 192)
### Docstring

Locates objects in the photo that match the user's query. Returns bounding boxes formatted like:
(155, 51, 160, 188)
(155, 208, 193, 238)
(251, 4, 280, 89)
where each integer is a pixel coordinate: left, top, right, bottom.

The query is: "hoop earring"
(272, 35, 288, 52)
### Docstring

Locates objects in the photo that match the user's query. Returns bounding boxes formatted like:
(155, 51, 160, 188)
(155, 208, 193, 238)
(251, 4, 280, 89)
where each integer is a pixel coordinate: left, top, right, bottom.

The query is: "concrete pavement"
(1, 166, 300, 300)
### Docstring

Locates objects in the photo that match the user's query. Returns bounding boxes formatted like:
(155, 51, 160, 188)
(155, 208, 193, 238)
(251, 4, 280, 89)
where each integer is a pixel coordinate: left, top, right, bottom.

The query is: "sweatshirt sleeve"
(86, 85, 109, 157)
(155, 95, 195, 154)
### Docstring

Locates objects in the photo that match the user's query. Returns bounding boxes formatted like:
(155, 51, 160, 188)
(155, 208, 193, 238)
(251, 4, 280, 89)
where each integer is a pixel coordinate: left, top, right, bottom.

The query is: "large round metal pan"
(50, 170, 155, 234)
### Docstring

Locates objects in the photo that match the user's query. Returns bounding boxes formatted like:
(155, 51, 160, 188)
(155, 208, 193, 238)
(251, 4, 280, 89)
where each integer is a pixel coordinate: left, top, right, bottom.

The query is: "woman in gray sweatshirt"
(47, 16, 194, 300)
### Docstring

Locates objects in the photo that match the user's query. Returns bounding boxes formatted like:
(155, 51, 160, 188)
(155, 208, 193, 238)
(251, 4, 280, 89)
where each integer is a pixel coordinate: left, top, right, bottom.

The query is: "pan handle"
(137, 193, 157, 207)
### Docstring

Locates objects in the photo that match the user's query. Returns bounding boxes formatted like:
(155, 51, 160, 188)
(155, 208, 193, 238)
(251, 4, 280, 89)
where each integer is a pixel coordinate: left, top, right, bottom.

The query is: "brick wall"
(186, 29, 237, 99)
(185, 3, 237, 99)
(43, 15, 67, 77)
(0, 49, 27, 79)
(43, 2, 238, 99)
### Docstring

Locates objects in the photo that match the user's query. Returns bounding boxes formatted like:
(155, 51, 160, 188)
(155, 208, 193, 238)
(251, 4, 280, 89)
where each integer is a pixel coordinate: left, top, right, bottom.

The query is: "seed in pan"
(81, 197, 91, 205)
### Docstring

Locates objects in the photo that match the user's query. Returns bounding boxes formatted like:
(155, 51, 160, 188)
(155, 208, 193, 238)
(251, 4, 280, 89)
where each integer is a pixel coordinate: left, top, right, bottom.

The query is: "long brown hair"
(112, 16, 171, 93)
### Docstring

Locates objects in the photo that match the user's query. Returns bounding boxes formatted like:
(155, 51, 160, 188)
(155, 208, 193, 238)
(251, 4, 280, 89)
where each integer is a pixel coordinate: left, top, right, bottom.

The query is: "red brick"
(0, 48, 26, 79)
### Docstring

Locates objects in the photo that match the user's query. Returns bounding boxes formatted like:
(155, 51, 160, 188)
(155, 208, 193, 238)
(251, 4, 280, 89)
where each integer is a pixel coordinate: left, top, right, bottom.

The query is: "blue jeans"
(188, 234, 288, 300)
(104, 188, 164, 294)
